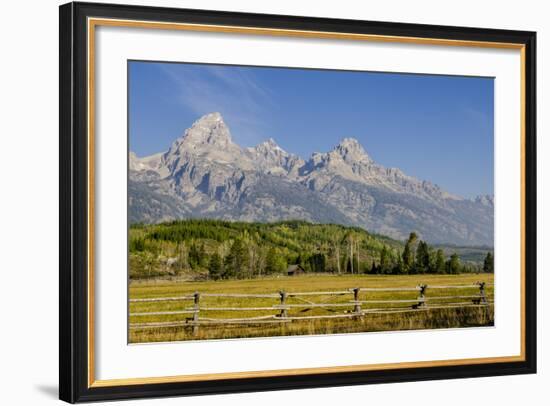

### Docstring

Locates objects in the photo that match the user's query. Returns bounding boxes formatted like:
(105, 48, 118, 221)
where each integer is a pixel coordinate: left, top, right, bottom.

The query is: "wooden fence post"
(352, 287, 361, 315)
(279, 290, 288, 319)
(193, 291, 200, 336)
(415, 284, 427, 308)
(478, 282, 488, 305)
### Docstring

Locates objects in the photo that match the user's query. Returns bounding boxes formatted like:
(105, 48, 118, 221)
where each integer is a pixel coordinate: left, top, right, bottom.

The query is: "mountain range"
(129, 112, 494, 246)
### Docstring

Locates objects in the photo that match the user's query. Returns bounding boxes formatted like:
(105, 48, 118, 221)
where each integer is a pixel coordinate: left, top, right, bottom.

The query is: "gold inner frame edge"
(86, 17, 527, 388)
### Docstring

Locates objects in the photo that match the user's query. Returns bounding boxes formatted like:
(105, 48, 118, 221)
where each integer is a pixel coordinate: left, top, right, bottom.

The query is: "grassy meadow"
(129, 273, 494, 343)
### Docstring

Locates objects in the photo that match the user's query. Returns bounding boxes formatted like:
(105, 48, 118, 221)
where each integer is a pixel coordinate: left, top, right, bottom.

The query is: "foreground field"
(129, 274, 494, 343)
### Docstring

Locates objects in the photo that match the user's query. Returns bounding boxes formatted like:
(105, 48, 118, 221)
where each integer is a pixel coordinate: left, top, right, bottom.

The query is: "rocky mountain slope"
(129, 112, 493, 245)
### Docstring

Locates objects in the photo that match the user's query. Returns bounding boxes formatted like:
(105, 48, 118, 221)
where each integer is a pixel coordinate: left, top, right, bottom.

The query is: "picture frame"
(59, 1, 537, 403)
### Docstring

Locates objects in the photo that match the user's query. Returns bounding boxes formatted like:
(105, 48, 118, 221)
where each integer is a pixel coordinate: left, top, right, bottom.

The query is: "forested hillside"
(129, 220, 493, 280)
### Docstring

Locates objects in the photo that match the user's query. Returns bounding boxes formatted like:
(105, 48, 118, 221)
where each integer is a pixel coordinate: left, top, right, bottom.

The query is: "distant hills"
(129, 112, 493, 246)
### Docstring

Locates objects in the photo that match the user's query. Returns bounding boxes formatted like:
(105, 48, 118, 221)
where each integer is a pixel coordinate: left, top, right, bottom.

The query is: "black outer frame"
(59, 1, 537, 403)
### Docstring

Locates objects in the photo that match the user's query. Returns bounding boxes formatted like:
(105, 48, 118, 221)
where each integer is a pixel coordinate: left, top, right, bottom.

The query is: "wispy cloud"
(160, 63, 275, 146)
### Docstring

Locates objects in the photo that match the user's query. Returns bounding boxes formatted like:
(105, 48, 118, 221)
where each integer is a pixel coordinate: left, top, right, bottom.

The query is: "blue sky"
(129, 61, 494, 198)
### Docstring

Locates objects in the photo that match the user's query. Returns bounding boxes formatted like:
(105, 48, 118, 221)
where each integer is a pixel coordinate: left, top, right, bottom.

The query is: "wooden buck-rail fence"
(129, 282, 494, 335)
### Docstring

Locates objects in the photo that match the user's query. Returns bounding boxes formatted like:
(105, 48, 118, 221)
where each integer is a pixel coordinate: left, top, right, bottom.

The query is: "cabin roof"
(287, 264, 304, 272)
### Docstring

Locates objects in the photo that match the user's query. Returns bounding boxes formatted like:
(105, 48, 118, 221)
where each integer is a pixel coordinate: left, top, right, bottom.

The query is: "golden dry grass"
(129, 273, 494, 343)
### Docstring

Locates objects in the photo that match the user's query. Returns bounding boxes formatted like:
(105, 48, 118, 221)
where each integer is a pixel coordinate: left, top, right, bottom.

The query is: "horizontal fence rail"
(129, 282, 494, 333)
(129, 295, 195, 303)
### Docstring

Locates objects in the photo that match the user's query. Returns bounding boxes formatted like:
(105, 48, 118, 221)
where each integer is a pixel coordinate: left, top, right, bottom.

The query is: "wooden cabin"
(287, 264, 305, 276)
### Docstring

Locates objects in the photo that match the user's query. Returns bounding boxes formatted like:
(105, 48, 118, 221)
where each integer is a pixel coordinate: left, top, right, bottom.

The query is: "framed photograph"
(59, 1, 536, 403)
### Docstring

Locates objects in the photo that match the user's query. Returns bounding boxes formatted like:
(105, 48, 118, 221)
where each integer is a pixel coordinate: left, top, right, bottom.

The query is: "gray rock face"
(245, 138, 305, 177)
(129, 113, 493, 245)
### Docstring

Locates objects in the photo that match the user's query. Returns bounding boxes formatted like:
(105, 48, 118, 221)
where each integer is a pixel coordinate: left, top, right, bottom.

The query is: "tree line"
(128, 220, 493, 280)
(369, 232, 493, 275)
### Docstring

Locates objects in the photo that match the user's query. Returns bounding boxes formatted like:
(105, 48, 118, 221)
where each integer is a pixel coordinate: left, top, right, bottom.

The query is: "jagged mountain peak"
(301, 137, 373, 178)
(474, 194, 494, 207)
(254, 137, 287, 155)
(129, 114, 493, 245)
(262, 137, 281, 148)
(194, 111, 224, 125)
(331, 137, 372, 163)
(245, 138, 304, 176)
(157, 112, 252, 175)
(180, 112, 232, 146)
(337, 137, 362, 148)
(163, 112, 242, 161)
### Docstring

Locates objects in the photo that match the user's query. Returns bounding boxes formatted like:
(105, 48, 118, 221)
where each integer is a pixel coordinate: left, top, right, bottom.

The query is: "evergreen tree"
(188, 242, 200, 269)
(402, 232, 418, 273)
(402, 243, 412, 273)
(427, 249, 437, 273)
(446, 253, 461, 274)
(415, 241, 430, 274)
(224, 238, 249, 278)
(435, 249, 446, 274)
(198, 243, 208, 267)
(129, 237, 146, 252)
(380, 246, 391, 274)
(483, 252, 494, 273)
(393, 255, 405, 274)
(370, 260, 378, 275)
(208, 253, 223, 280)
(308, 253, 327, 273)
